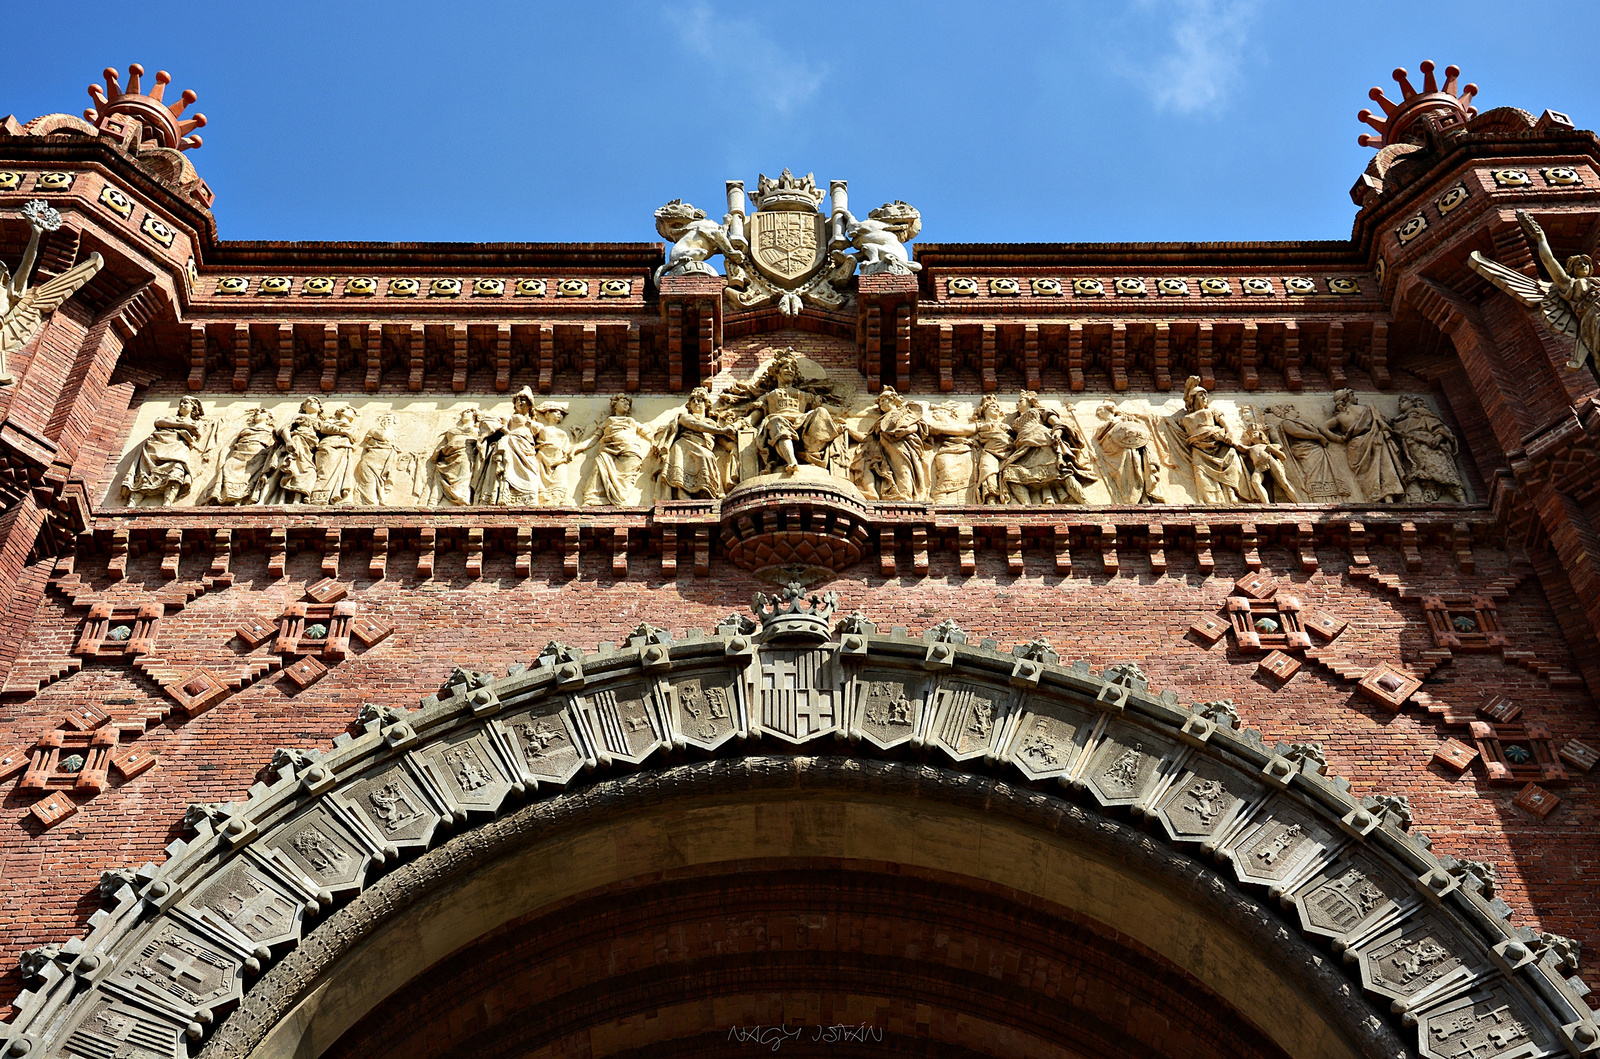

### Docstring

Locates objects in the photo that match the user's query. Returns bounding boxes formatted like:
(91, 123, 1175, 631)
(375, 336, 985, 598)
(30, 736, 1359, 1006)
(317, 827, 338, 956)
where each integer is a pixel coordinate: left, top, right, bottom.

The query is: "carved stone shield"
(268, 808, 370, 893)
(500, 707, 585, 785)
(1355, 911, 1481, 1005)
(1290, 852, 1406, 944)
(929, 680, 1011, 761)
(60, 994, 189, 1059)
(668, 670, 744, 751)
(1154, 760, 1255, 844)
(113, 921, 243, 1016)
(186, 862, 303, 949)
(756, 648, 839, 743)
(1415, 984, 1555, 1059)
(848, 670, 928, 750)
(750, 210, 825, 285)
(340, 765, 441, 849)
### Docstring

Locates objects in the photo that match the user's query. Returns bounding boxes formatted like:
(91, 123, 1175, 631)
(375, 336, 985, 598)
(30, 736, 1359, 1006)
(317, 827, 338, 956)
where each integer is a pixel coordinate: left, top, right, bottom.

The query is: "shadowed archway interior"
(326, 857, 1293, 1059)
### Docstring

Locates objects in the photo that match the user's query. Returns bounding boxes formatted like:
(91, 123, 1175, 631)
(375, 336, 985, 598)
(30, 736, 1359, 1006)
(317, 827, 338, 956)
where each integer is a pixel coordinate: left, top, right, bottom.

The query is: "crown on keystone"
(1358, 60, 1477, 148)
(751, 581, 838, 642)
(86, 63, 207, 150)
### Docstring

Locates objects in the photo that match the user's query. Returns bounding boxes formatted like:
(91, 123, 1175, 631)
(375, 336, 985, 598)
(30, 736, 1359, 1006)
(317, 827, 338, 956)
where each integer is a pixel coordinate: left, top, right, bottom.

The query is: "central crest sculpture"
(654, 170, 921, 317)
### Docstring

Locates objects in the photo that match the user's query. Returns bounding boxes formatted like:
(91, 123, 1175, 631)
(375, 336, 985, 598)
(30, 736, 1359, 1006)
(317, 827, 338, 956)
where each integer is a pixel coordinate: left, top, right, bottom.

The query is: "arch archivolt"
(3, 614, 1594, 1059)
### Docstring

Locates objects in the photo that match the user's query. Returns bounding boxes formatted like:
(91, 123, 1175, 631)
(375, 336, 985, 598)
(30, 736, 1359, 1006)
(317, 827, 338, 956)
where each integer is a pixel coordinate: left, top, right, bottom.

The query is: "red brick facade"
(0, 62, 1597, 1058)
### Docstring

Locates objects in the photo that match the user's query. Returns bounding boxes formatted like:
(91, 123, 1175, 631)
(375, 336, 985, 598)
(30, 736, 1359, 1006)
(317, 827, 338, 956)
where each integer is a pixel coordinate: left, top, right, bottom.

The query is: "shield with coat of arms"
(750, 210, 826, 285)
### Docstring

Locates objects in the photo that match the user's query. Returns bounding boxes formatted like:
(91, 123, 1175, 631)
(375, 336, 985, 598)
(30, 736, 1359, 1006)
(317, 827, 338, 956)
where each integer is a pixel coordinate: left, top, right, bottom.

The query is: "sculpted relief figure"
(269, 397, 324, 504)
(122, 396, 209, 506)
(212, 407, 276, 505)
(657, 387, 735, 500)
(309, 404, 360, 505)
(532, 401, 575, 504)
(1470, 209, 1599, 372)
(1092, 402, 1164, 504)
(577, 394, 655, 506)
(1165, 378, 1259, 504)
(653, 199, 745, 283)
(434, 408, 484, 506)
(850, 388, 929, 501)
(1392, 395, 1466, 502)
(1239, 419, 1303, 503)
(999, 391, 1098, 505)
(716, 350, 842, 475)
(971, 396, 1013, 505)
(1264, 404, 1347, 502)
(927, 402, 980, 504)
(0, 200, 104, 386)
(480, 388, 551, 506)
(352, 413, 399, 506)
(1323, 389, 1405, 503)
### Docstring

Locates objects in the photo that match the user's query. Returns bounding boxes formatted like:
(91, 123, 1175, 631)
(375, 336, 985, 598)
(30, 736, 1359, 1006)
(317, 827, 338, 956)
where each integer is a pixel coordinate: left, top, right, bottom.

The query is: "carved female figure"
(213, 407, 276, 505)
(533, 402, 575, 504)
(434, 408, 483, 506)
(1264, 404, 1346, 502)
(1092, 401, 1164, 504)
(352, 413, 399, 505)
(481, 389, 544, 505)
(972, 395, 1012, 506)
(1169, 378, 1258, 504)
(310, 404, 360, 505)
(928, 402, 980, 504)
(1000, 391, 1097, 505)
(851, 388, 932, 501)
(1391, 395, 1466, 502)
(122, 396, 207, 506)
(657, 388, 735, 500)
(1322, 389, 1405, 503)
(576, 394, 655, 506)
(274, 397, 324, 503)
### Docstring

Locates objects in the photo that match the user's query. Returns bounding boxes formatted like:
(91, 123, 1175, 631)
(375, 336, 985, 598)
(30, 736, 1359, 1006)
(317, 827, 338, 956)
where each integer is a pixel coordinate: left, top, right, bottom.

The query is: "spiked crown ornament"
(751, 582, 838, 643)
(86, 64, 207, 151)
(751, 169, 826, 212)
(1358, 60, 1477, 148)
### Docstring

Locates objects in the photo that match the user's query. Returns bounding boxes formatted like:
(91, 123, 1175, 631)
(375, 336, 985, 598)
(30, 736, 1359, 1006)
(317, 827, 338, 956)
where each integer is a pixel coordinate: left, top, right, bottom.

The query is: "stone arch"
(4, 611, 1594, 1059)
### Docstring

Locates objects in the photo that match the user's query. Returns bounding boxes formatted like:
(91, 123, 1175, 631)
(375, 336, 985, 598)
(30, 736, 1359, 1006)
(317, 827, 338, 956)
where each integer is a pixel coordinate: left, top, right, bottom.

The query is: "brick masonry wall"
(0, 528, 1592, 1017)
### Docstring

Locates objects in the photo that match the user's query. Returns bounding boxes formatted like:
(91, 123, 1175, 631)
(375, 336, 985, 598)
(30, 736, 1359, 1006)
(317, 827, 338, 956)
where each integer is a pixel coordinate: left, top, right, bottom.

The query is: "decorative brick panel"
(1355, 664, 1421, 711)
(28, 792, 78, 829)
(1469, 721, 1567, 786)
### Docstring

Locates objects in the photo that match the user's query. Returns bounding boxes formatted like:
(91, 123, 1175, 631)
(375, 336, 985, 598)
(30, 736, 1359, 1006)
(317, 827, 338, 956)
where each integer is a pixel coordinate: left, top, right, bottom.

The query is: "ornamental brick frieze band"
(3, 597, 1596, 1059)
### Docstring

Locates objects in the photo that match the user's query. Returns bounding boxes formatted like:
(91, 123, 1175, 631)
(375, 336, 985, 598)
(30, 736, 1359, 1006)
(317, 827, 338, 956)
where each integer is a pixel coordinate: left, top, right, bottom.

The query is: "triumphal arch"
(0, 59, 1595, 1058)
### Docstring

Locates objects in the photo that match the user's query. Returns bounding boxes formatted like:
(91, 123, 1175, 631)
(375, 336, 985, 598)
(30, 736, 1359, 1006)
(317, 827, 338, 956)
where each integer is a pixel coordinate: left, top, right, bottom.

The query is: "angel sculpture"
(1469, 209, 1599, 372)
(1, 201, 104, 386)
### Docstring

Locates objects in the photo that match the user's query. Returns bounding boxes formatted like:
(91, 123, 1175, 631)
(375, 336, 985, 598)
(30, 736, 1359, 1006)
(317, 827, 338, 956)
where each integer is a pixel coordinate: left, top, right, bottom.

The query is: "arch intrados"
(247, 758, 1384, 1059)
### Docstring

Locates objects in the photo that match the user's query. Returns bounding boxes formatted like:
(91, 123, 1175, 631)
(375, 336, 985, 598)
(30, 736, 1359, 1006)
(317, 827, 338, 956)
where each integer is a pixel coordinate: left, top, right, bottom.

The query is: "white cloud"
(1139, 0, 1259, 114)
(666, 1, 828, 117)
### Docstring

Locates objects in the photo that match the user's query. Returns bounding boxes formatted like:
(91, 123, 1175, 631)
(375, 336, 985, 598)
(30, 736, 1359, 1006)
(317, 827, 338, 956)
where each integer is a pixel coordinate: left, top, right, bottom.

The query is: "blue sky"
(7, 1, 1598, 246)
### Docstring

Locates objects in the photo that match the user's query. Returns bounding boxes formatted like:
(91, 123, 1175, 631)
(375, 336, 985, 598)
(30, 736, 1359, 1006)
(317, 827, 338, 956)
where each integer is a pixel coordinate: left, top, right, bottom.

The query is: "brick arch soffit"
(4, 621, 1596, 1059)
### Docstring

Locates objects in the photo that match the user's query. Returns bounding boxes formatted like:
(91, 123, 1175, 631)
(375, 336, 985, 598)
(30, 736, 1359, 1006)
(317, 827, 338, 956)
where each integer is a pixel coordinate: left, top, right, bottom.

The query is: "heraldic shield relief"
(750, 209, 825, 286)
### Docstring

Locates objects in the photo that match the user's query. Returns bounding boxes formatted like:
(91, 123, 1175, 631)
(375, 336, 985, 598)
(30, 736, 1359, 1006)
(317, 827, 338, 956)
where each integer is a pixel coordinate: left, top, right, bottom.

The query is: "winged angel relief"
(1, 201, 105, 385)
(1470, 209, 1599, 372)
